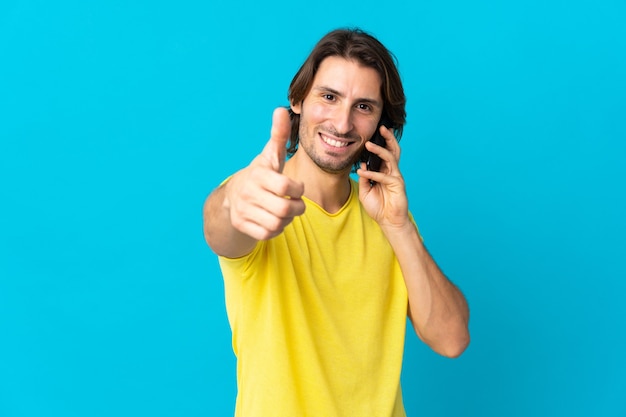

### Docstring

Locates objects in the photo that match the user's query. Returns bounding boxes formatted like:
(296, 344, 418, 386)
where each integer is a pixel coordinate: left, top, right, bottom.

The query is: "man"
(203, 28, 470, 417)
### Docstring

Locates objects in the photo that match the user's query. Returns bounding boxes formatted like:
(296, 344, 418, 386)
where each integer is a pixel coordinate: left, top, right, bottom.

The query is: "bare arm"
(203, 108, 305, 258)
(382, 222, 470, 358)
(357, 126, 470, 358)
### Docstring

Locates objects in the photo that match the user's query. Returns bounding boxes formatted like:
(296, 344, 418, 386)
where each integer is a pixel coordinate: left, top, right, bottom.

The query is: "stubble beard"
(299, 124, 363, 174)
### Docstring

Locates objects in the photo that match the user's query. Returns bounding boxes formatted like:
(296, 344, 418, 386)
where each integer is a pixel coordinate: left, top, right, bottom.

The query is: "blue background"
(1, 0, 625, 416)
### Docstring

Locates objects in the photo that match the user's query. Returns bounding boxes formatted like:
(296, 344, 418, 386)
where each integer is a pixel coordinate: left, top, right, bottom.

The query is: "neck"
(283, 156, 352, 214)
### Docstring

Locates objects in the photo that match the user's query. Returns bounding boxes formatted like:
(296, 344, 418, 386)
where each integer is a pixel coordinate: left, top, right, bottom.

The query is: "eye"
(357, 103, 372, 112)
(323, 93, 335, 101)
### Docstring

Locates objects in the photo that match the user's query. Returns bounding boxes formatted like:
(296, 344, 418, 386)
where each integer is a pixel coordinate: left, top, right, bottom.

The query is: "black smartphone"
(365, 115, 392, 173)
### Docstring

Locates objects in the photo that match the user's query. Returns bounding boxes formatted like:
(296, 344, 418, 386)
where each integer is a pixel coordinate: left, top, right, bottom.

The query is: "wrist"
(381, 219, 420, 245)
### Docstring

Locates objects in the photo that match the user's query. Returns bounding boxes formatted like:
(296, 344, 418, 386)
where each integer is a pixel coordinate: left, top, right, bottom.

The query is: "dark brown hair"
(287, 28, 406, 169)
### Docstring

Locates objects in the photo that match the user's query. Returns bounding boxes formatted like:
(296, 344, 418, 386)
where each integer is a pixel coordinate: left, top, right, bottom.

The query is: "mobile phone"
(365, 115, 392, 173)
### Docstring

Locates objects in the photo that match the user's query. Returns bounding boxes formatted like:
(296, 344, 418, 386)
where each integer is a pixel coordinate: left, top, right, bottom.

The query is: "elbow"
(437, 307, 471, 358)
(440, 333, 470, 358)
(204, 226, 227, 256)
(202, 220, 217, 253)
(436, 329, 470, 358)
(418, 324, 470, 358)
(412, 318, 471, 358)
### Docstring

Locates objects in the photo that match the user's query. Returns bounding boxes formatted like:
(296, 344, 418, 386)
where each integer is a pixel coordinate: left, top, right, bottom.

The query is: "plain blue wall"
(1, 1, 625, 416)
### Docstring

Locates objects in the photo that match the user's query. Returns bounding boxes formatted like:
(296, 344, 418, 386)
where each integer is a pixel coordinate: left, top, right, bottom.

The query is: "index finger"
(260, 169, 304, 200)
(381, 125, 401, 163)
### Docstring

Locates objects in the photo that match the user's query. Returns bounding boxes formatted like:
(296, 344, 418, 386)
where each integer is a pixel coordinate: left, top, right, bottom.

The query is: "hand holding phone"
(365, 115, 392, 176)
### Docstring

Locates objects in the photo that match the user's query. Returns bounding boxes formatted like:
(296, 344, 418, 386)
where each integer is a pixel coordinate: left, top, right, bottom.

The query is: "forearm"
(202, 182, 258, 258)
(384, 222, 470, 357)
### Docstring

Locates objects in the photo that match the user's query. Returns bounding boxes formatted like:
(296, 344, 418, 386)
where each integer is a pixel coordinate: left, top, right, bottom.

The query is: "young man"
(203, 28, 470, 417)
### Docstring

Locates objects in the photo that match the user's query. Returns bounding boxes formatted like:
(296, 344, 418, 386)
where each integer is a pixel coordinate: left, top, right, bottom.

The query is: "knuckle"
(258, 229, 273, 241)
(275, 178, 292, 197)
(265, 216, 285, 234)
(230, 215, 246, 231)
(276, 201, 293, 218)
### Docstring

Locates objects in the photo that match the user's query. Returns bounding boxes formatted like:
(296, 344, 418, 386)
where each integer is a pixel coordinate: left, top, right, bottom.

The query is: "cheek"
(306, 103, 331, 123)
(357, 121, 378, 141)
(302, 101, 331, 125)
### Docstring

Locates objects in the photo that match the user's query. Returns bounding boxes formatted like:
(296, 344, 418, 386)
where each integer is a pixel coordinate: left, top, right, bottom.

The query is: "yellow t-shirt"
(219, 180, 409, 417)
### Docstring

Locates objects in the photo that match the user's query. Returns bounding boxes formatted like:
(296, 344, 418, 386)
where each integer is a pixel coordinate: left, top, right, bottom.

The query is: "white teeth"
(321, 135, 349, 148)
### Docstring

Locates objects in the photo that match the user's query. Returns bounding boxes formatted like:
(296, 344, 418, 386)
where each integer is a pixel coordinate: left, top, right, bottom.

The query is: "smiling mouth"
(320, 133, 352, 148)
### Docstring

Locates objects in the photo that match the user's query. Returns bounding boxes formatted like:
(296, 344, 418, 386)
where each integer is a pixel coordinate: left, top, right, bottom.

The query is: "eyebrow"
(313, 86, 382, 109)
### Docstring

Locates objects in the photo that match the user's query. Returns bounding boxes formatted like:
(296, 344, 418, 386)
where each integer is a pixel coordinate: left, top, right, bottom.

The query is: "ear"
(290, 100, 302, 115)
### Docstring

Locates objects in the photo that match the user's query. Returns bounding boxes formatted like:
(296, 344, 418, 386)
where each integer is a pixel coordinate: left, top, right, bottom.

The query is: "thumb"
(261, 107, 291, 173)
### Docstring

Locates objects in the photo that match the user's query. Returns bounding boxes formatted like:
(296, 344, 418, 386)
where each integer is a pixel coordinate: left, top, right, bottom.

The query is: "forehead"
(312, 56, 382, 101)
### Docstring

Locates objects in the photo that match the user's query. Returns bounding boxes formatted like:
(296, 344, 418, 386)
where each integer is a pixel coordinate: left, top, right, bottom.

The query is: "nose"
(332, 106, 354, 135)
